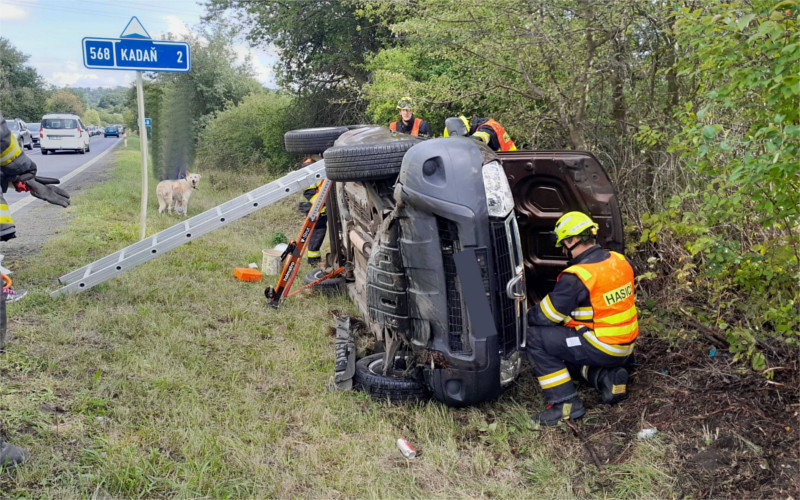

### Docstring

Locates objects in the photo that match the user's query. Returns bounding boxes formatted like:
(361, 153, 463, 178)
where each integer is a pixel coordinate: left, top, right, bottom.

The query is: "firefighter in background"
(298, 157, 327, 266)
(527, 212, 638, 426)
(444, 115, 517, 152)
(0, 111, 71, 466)
(389, 97, 432, 137)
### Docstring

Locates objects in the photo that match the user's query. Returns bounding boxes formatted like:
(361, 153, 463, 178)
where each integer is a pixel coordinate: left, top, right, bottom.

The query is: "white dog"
(156, 173, 201, 216)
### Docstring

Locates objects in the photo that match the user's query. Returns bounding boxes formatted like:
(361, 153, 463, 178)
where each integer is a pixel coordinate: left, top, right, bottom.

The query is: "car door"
(498, 151, 624, 303)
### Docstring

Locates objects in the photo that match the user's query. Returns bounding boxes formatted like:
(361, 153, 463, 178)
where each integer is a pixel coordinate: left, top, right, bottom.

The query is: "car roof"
(42, 113, 81, 119)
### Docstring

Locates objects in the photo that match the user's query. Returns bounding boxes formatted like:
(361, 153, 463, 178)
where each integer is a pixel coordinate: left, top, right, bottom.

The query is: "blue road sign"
(82, 37, 190, 72)
(144, 118, 151, 128)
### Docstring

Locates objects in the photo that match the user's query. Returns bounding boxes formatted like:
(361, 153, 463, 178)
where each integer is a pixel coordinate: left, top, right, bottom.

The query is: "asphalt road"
(6, 134, 122, 209)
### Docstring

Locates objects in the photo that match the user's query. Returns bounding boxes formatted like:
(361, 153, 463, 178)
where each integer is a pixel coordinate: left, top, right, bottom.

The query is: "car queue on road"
(11, 114, 124, 156)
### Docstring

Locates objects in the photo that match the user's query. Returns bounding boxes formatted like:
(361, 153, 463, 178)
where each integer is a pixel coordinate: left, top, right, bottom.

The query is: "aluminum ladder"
(52, 160, 326, 297)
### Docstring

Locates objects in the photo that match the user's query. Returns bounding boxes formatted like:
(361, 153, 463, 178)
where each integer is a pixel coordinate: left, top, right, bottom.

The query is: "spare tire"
(284, 127, 350, 155)
(323, 140, 419, 182)
(354, 352, 429, 403)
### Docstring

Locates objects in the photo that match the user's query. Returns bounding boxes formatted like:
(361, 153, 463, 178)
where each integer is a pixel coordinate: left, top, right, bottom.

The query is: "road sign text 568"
(88, 47, 111, 60)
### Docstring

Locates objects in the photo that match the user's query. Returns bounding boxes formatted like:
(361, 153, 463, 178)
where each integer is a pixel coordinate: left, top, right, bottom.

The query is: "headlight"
(482, 161, 515, 217)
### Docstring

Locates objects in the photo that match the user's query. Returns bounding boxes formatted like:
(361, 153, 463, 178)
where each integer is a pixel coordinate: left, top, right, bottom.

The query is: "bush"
(197, 91, 295, 174)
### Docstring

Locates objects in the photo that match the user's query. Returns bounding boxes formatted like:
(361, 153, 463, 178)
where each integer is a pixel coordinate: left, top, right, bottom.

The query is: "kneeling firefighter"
(527, 212, 638, 426)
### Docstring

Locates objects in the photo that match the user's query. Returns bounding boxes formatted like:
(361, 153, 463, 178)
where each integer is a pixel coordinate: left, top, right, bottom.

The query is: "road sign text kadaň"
(82, 38, 190, 72)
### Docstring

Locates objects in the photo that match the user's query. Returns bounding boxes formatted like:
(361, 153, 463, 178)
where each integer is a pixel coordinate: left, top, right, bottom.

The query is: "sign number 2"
(177, 52, 183, 63)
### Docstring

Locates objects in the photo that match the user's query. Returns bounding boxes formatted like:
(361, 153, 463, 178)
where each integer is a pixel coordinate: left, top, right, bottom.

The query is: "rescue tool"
(265, 178, 332, 308)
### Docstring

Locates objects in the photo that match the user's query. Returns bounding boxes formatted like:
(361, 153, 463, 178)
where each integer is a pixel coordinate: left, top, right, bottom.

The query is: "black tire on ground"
(354, 352, 430, 403)
(323, 140, 420, 182)
(302, 267, 344, 292)
(79, 147, 85, 154)
(41, 149, 47, 155)
(25, 141, 32, 150)
(284, 127, 350, 155)
(86, 144, 90, 153)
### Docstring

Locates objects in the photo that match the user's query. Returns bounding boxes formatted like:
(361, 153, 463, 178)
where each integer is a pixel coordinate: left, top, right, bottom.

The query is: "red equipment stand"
(265, 178, 332, 308)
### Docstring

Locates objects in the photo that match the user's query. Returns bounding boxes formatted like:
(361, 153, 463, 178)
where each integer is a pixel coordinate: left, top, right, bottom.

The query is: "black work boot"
(307, 257, 321, 266)
(597, 367, 628, 404)
(537, 396, 585, 426)
(0, 439, 29, 467)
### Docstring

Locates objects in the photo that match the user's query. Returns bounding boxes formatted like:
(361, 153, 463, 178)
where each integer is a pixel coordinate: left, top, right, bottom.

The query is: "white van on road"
(40, 114, 91, 155)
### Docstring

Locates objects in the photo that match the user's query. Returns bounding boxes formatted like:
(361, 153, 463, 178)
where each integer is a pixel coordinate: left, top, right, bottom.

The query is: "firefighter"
(0, 111, 71, 466)
(298, 157, 327, 266)
(444, 115, 517, 152)
(527, 212, 638, 426)
(389, 97, 431, 137)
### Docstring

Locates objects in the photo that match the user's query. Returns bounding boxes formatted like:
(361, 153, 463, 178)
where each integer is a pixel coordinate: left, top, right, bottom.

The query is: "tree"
(45, 90, 85, 115)
(0, 37, 49, 121)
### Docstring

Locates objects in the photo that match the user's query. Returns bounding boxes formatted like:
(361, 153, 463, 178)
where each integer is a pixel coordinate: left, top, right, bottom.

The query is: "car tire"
(41, 149, 48, 155)
(24, 140, 32, 151)
(283, 127, 349, 155)
(79, 146, 85, 154)
(86, 143, 90, 153)
(323, 139, 420, 182)
(354, 352, 430, 403)
(302, 268, 344, 293)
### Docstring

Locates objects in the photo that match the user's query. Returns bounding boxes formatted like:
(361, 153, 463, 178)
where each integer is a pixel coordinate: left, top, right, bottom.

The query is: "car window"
(42, 119, 78, 129)
(29, 123, 40, 130)
(7, 121, 19, 131)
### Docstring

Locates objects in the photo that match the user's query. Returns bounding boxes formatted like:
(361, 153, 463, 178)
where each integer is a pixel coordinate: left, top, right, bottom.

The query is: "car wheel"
(354, 352, 430, 403)
(24, 140, 32, 150)
(302, 268, 344, 293)
(79, 146, 85, 154)
(86, 143, 90, 153)
(41, 149, 47, 155)
(323, 139, 420, 182)
(283, 127, 350, 155)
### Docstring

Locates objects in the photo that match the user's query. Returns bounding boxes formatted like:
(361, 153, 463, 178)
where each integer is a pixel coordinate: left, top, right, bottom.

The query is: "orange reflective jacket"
(390, 118, 422, 136)
(476, 119, 516, 151)
(560, 252, 638, 344)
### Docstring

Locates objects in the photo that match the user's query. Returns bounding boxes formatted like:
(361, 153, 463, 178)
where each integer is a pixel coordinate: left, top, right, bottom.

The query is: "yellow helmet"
(444, 115, 469, 137)
(397, 97, 414, 110)
(554, 212, 598, 247)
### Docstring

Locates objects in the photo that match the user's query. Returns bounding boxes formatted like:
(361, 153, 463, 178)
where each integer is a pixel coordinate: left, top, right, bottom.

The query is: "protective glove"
(298, 201, 312, 216)
(14, 174, 70, 208)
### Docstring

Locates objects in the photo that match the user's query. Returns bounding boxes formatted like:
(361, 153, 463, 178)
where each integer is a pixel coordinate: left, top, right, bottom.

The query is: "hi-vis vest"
(306, 180, 326, 216)
(0, 116, 19, 240)
(560, 252, 638, 344)
(389, 118, 422, 136)
(475, 119, 516, 151)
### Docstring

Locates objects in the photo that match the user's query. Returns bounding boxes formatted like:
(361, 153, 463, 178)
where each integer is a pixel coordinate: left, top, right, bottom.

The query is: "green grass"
(0, 138, 678, 497)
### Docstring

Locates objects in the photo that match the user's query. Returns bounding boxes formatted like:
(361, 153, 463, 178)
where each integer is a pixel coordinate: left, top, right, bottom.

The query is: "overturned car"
(284, 126, 623, 407)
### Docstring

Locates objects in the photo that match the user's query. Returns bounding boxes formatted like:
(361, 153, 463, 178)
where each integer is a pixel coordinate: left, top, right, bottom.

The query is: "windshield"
(43, 118, 77, 129)
(28, 123, 40, 131)
(7, 121, 20, 131)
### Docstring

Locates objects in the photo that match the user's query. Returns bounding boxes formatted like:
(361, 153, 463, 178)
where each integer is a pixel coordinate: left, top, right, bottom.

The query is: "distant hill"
(72, 86, 129, 111)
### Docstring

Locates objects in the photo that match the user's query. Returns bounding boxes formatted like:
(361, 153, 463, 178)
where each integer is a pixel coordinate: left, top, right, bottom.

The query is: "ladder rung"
(52, 161, 327, 296)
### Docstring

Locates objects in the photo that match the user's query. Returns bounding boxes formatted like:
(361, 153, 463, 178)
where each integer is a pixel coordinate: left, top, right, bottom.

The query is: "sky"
(0, 0, 278, 88)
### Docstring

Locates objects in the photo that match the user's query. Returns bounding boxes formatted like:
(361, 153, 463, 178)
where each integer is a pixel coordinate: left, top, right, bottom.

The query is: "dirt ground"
(576, 335, 799, 499)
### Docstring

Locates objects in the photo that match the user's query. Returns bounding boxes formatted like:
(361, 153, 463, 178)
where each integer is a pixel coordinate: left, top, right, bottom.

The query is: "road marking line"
(9, 139, 121, 214)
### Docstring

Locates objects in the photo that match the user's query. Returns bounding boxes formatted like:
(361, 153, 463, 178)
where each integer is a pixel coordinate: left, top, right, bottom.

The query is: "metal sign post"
(82, 16, 191, 240)
(135, 71, 148, 240)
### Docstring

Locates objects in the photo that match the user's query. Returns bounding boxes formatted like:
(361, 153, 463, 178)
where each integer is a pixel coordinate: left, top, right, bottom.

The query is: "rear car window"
(7, 121, 20, 131)
(42, 119, 77, 129)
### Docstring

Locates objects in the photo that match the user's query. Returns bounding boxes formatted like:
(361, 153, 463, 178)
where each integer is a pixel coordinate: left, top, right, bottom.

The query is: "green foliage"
(0, 37, 49, 121)
(45, 90, 86, 115)
(197, 91, 294, 173)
